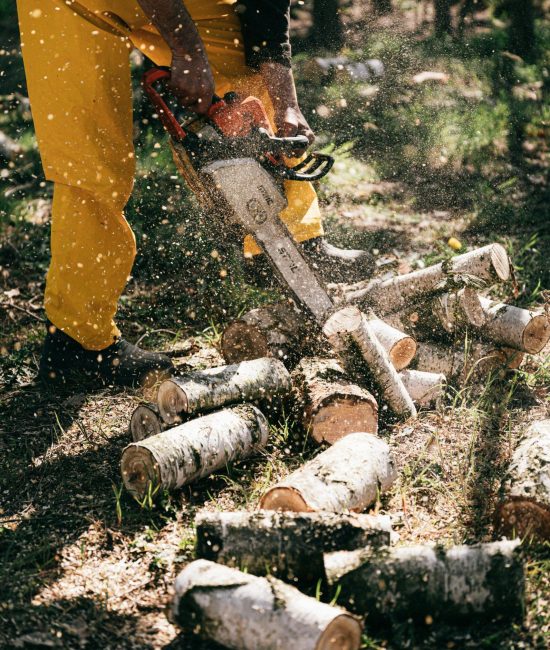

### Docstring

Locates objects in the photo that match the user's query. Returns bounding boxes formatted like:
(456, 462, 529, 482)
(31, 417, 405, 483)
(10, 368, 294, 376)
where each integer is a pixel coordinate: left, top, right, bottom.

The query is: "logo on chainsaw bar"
(246, 184, 275, 224)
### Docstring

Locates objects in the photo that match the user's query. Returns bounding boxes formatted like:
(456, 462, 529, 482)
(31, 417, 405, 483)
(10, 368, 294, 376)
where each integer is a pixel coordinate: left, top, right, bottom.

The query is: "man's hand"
(169, 52, 215, 114)
(260, 62, 315, 153)
(137, 0, 214, 113)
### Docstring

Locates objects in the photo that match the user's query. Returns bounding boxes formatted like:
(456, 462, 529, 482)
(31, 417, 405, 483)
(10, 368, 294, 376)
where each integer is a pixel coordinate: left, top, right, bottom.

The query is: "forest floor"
(1, 4, 549, 649)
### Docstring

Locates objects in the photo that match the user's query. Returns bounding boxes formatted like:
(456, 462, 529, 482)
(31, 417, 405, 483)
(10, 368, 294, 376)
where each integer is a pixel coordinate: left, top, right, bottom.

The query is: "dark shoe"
(300, 237, 375, 284)
(39, 322, 174, 388)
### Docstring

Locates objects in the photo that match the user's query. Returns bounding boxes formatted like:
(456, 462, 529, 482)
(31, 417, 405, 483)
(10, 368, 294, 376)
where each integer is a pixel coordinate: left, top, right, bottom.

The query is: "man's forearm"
(137, 0, 205, 55)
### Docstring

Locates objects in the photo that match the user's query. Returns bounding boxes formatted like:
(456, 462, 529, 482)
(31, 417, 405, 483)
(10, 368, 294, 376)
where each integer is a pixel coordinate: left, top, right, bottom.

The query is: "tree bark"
(334, 244, 511, 314)
(479, 297, 550, 354)
(434, 0, 452, 35)
(495, 419, 550, 542)
(310, 0, 345, 51)
(413, 340, 524, 381)
(398, 369, 446, 406)
(221, 301, 312, 366)
(121, 405, 269, 499)
(172, 560, 362, 650)
(291, 357, 378, 444)
(325, 540, 524, 622)
(157, 357, 291, 425)
(260, 432, 397, 513)
(323, 306, 417, 419)
(195, 510, 392, 585)
(129, 402, 165, 442)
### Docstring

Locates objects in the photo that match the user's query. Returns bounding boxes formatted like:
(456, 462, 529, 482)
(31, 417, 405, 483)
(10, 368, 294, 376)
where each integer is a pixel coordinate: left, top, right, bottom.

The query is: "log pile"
(117, 242, 547, 645)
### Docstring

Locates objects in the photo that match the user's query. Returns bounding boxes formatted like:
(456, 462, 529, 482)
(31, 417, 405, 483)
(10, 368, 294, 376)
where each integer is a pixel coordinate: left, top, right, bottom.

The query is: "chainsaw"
(143, 67, 416, 418)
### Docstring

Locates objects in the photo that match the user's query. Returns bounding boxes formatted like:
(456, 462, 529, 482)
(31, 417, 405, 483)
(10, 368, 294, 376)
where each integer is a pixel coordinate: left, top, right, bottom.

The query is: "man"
(17, 0, 371, 387)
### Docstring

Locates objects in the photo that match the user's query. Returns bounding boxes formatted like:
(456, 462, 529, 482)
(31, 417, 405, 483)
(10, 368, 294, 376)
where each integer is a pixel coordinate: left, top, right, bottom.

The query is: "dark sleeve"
(234, 0, 292, 69)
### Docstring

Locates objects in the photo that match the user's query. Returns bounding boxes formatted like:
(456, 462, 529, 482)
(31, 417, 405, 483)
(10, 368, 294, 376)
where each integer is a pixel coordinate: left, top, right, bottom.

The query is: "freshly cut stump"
(338, 243, 510, 313)
(157, 357, 291, 425)
(221, 301, 311, 365)
(495, 419, 550, 541)
(414, 341, 523, 381)
(323, 306, 416, 419)
(195, 510, 392, 585)
(398, 369, 446, 406)
(325, 540, 524, 623)
(479, 297, 550, 354)
(291, 357, 378, 444)
(260, 432, 397, 513)
(121, 405, 268, 499)
(129, 403, 164, 442)
(172, 560, 362, 650)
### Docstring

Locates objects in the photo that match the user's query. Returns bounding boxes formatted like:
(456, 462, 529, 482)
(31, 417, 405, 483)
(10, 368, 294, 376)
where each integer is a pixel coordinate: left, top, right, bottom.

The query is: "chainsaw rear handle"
(142, 67, 223, 140)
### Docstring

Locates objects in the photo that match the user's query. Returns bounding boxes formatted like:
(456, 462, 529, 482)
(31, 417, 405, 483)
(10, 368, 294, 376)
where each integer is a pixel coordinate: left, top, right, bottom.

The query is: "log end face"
(391, 337, 417, 371)
(158, 380, 187, 425)
(311, 399, 378, 444)
(121, 445, 160, 500)
(316, 614, 362, 650)
(221, 321, 270, 364)
(130, 405, 162, 442)
(522, 314, 550, 354)
(495, 499, 550, 543)
(490, 243, 511, 281)
(260, 487, 310, 512)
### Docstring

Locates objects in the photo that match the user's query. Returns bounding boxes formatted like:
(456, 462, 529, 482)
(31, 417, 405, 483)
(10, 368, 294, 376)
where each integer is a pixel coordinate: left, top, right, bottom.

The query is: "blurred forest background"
(1, 2, 549, 649)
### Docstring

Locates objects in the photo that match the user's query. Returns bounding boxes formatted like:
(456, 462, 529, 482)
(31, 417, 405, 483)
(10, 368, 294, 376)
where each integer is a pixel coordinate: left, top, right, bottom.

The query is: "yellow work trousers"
(17, 0, 323, 350)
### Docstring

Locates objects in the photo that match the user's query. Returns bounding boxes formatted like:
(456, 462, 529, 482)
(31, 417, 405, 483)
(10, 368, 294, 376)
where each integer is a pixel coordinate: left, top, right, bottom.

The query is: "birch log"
(195, 510, 392, 584)
(291, 357, 378, 444)
(172, 560, 362, 650)
(414, 341, 524, 381)
(495, 420, 550, 541)
(325, 540, 524, 623)
(121, 405, 269, 499)
(323, 306, 417, 419)
(221, 301, 311, 365)
(334, 243, 510, 313)
(398, 369, 446, 406)
(157, 357, 291, 425)
(368, 318, 417, 370)
(129, 403, 165, 442)
(260, 432, 397, 513)
(479, 297, 550, 354)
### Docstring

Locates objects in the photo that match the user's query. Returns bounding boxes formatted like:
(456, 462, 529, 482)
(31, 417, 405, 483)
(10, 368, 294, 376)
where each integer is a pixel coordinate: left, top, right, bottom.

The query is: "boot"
(39, 322, 174, 388)
(245, 237, 375, 288)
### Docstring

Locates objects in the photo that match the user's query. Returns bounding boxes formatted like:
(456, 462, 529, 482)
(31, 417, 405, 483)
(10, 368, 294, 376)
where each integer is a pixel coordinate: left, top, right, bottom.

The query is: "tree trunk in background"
(311, 0, 344, 50)
(504, 0, 535, 58)
(434, 0, 452, 35)
(372, 0, 392, 15)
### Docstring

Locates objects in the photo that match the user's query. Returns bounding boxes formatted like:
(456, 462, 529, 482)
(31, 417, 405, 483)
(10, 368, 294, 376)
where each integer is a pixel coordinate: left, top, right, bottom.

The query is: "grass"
(1, 3, 549, 649)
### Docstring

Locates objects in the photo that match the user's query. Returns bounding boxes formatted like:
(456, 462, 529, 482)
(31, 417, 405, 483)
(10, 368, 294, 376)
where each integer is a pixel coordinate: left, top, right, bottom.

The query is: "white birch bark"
(260, 432, 397, 513)
(496, 419, 550, 542)
(291, 357, 378, 444)
(368, 318, 417, 370)
(323, 306, 417, 419)
(172, 560, 362, 650)
(325, 540, 524, 622)
(121, 405, 269, 499)
(398, 369, 446, 406)
(157, 357, 291, 425)
(479, 297, 550, 353)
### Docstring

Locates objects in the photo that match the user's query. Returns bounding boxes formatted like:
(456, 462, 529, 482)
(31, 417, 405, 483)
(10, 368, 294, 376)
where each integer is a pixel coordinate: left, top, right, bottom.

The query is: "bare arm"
(137, 0, 214, 113)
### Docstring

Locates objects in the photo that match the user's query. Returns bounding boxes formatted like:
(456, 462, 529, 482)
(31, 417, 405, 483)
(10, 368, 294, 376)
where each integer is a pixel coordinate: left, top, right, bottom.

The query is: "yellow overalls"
(16, 0, 323, 350)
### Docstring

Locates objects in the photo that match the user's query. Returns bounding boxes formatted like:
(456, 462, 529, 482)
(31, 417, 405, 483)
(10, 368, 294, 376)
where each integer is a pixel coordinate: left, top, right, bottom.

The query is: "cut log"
(157, 357, 291, 425)
(291, 357, 378, 444)
(323, 306, 417, 419)
(398, 369, 446, 406)
(121, 405, 269, 499)
(325, 540, 524, 623)
(221, 301, 311, 365)
(129, 402, 165, 442)
(431, 287, 486, 333)
(495, 419, 550, 542)
(414, 341, 524, 381)
(172, 560, 362, 650)
(260, 432, 397, 513)
(195, 510, 392, 585)
(223, 302, 416, 370)
(479, 297, 550, 354)
(335, 243, 511, 314)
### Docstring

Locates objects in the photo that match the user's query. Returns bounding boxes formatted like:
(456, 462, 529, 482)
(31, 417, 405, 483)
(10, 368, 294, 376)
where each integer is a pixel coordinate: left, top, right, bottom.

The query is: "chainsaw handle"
(275, 152, 335, 182)
(142, 66, 224, 140)
(257, 128, 310, 156)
